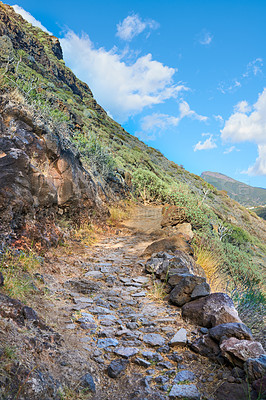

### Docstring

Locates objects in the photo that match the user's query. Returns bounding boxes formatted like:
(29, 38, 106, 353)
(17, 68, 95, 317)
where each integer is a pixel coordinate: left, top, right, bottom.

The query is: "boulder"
(169, 275, 207, 306)
(220, 338, 265, 366)
(161, 205, 189, 227)
(252, 376, 266, 398)
(213, 382, 257, 400)
(142, 235, 193, 258)
(209, 322, 253, 343)
(182, 293, 241, 328)
(190, 282, 210, 299)
(245, 355, 266, 381)
(190, 335, 221, 360)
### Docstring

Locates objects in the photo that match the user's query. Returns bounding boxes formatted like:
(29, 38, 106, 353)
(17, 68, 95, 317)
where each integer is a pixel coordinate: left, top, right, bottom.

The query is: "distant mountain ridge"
(201, 171, 266, 208)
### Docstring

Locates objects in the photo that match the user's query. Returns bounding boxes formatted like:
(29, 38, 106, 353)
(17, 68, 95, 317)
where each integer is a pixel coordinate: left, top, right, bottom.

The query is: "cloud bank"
(221, 89, 266, 175)
(60, 31, 186, 121)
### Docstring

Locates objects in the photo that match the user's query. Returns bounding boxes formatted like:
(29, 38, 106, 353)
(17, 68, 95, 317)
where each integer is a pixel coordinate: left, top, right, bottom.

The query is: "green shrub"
(132, 168, 167, 204)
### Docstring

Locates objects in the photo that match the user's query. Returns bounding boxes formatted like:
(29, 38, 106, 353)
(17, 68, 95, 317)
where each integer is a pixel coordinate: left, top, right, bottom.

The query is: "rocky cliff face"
(0, 93, 107, 249)
(0, 2, 129, 248)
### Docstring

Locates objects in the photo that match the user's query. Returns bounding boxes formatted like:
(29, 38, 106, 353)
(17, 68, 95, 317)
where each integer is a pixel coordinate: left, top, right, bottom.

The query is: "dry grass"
(194, 246, 226, 292)
(72, 222, 96, 246)
(147, 275, 167, 302)
(107, 200, 134, 226)
(0, 250, 41, 302)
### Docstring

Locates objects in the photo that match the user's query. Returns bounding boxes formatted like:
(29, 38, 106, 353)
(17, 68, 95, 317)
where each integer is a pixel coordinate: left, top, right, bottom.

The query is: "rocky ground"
(0, 206, 264, 400)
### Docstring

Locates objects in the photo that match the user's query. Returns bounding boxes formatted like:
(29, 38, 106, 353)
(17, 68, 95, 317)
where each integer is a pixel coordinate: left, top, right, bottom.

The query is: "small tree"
(132, 168, 167, 204)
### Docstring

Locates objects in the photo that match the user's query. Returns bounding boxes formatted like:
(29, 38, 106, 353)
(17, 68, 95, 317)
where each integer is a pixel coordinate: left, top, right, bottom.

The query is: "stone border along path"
(59, 206, 264, 400)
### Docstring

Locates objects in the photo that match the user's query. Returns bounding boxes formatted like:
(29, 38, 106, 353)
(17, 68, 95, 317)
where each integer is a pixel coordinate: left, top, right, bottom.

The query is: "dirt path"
(35, 206, 247, 400)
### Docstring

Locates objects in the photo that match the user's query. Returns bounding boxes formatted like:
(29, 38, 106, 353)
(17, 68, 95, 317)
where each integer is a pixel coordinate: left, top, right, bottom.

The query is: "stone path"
(43, 206, 253, 400)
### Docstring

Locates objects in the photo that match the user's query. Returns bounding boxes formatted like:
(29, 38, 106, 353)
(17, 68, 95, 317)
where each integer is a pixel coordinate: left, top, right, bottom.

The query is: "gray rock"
(170, 275, 206, 306)
(73, 296, 93, 304)
(173, 370, 196, 383)
(189, 335, 220, 360)
(64, 279, 101, 294)
(169, 328, 187, 346)
(142, 351, 163, 362)
(169, 384, 200, 399)
(97, 338, 119, 348)
(80, 373, 96, 393)
(245, 355, 266, 381)
(213, 382, 258, 400)
(209, 322, 253, 343)
(77, 313, 95, 324)
(114, 347, 139, 358)
(133, 276, 149, 284)
(157, 361, 174, 369)
(143, 333, 165, 347)
(191, 282, 210, 299)
(85, 271, 103, 279)
(134, 357, 151, 368)
(107, 359, 128, 378)
(132, 291, 147, 297)
(22, 306, 38, 321)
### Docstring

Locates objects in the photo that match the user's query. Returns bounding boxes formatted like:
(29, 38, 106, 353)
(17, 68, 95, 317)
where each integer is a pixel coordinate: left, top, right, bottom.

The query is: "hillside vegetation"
(0, 2, 265, 340)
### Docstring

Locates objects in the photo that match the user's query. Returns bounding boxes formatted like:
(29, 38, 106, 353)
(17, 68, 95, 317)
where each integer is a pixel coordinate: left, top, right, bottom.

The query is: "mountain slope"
(201, 171, 266, 207)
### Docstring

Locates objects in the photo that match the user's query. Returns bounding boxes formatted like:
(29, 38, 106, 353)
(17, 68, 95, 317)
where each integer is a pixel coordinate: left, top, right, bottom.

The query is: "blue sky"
(8, 0, 266, 188)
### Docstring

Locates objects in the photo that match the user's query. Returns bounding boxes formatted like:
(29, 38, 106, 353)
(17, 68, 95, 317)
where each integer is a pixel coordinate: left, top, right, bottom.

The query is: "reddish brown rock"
(181, 293, 241, 328)
(220, 338, 265, 366)
(142, 235, 193, 258)
(161, 205, 189, 227)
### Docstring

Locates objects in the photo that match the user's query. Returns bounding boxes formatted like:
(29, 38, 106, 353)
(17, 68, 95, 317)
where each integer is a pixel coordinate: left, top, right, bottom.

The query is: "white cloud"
(140, 113, 180, 132)
(197, 29, 213, 45)
(60, 31, 187, 121)
(116, 13, 159, 41)
(221, 89, 266, 175)
(179, 100, 208, 121)
(214, 114, 223, 122)
(243, 58, 263, 78)
(194, 135, 217, 151)
(245, 145, 266, 175)
(234, 100, 251, 113)
(12, 5, 52, 35)
(137, 102, 208, 141)
(223, 146, 238, 154)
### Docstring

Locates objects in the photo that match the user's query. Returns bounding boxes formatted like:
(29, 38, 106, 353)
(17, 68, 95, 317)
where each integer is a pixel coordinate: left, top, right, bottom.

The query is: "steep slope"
(201, 171, 266, 207)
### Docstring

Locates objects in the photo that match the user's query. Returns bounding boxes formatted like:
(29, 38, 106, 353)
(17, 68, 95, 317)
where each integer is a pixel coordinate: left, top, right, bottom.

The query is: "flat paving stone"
(133, 276, 149, 284)
(132, 291, 147, 297)
(114, 346, 139, 358)
(97, 338, 119, 348)
(143, 333, 165, 347)
(173, 370, 196, 383)
(169, 384, 200, 399)
(170, 328, 187, 346)
(85, 271, 104, 279)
